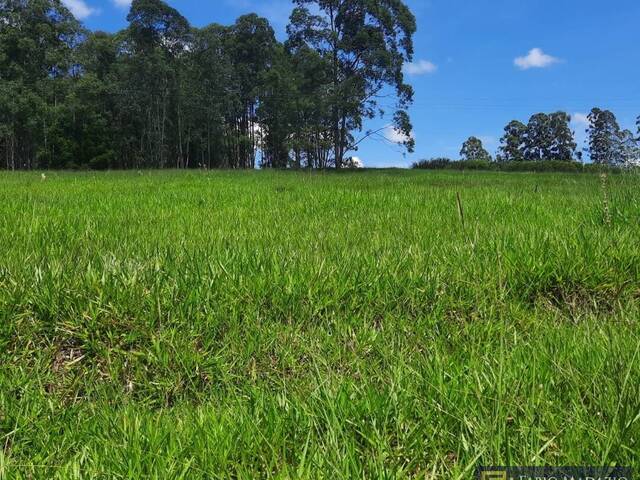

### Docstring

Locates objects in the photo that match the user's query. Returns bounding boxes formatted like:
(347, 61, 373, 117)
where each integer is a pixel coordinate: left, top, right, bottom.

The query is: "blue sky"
(65, 0, 640, 167)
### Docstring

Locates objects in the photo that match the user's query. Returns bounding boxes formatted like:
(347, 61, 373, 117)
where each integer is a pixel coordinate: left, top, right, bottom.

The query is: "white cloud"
(62, 0, 98, 19)
(403, 60, 438, 76)
(350, 156, 364, 168)
(514, 48, 561, 70)
(343, 156, 364, 168)
(384, 126, 414, 144)
(113, 0, 131, 7)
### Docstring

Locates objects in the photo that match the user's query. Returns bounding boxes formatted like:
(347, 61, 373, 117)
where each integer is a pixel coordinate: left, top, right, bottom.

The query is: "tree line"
(0, 0, 416, 170)
(458, 109, 640, 166)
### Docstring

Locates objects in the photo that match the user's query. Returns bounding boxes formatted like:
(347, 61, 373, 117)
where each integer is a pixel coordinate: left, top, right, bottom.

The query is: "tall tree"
(63, 31, 121, 169)
(500, 112, 575, 162)
(587, 108, 621, 165)
(548, 111, 577, 161)
(460, 136, 491, 161)
(283, 41, 335, 169)
(523, 113, 553, 161)
(617, 129, 639, 167)
(498, 120, 527, 162)
(124, 0, 191, 168)
(183, 24, 235, 169)
(287, 0, 416, 168)
(258, 44, 298, 168)
(225, 14, 277, 169)
(0, 0, 83, 169)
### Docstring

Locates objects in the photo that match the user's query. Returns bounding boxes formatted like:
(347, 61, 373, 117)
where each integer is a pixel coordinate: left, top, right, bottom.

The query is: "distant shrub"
(412, 159, 631, 174)
(412, 158, 453, 170)
(499, 160, 582, 173)
(450, 159, 494, 171)
(582, 163, 624, 174)
(412, 158, 495, 171)
(89, 151, 117, 170)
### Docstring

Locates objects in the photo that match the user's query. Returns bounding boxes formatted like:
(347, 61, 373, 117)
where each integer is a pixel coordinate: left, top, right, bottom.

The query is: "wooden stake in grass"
(456, 192, 465, 229)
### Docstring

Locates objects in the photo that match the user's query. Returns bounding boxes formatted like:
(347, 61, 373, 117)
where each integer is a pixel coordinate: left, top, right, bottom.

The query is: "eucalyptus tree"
(498, 120, 527, 162)
(258, 42, 333, 169)
(0, 0, 83, 168)
(460, 136, 491, 161)
(500, 113, 575, 162)
(286, 0, 416, 168)
(523, 113, 553, 161)
(183, 24, 235, 169)
(617, 129, 640, 167)
(1, 0, 421, 171)
(282, 42, 335, 169)
(548, 112, 577, 161)
(225, 14, 277, 169)
(258, 45, 298, 168)
(62, 31, 123, 169)
(587, 108, 622, 165)
(124, 0, 191, 168)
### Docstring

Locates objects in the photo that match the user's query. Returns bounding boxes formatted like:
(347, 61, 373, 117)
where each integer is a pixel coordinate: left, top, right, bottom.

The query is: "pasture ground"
(1, 170, 639, 478)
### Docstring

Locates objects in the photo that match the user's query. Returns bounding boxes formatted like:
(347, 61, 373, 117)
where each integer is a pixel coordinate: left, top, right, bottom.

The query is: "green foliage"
(524, 112, 577, 161)
(0, 0, 416, 170)
(617, 129, 640, 166)
(585, 108, 640, 166)
(412, 158, 629, 173)
(498, 120, 527, 162)
(495, 109, 640, 166)
(499, 159, 584, 173)
(587, 108, 622, 165)
(0, 0, 84, 169)
(496, 112, 578, 163)
(127, 0, 191, 55)
(1, 170, 640, 476)
(286, 0, 416, 167)
(411, 157, 454, 169)
(460, 136, 491, 161)
(413, 158, 494, 171)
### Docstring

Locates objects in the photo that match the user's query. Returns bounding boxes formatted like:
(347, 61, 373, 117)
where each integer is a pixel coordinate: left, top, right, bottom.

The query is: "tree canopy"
(0, 0, 417, 170)
(460, 137, 491, 161)
(286, 0, 416, 168)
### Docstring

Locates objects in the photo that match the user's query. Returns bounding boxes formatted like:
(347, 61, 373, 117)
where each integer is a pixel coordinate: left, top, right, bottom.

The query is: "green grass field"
(1, 170, 639, 478)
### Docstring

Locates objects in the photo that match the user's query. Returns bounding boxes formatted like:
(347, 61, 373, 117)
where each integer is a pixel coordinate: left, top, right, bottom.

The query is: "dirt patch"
(52, 343, 85, 374)
(46, 340, 86, 398)
(531, 282, 626, 319)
